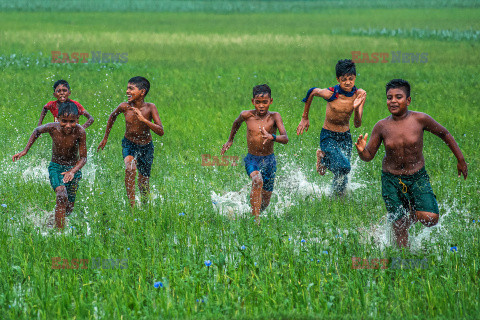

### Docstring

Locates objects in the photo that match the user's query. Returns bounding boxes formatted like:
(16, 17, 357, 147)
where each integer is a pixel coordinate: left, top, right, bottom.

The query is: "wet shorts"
(48, 162, 82, 203)
(381, 167, 439, 222)
(122, 137, 154, 177)
(244, 153, 276, 192)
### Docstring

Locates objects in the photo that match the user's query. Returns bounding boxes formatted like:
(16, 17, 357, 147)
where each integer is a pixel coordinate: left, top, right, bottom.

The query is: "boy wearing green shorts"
(13, 101, 87, 229)
(355, 79, 467, 247)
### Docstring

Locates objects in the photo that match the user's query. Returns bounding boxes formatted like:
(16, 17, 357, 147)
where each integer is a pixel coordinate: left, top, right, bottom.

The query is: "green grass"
(0, 7, 479, 319)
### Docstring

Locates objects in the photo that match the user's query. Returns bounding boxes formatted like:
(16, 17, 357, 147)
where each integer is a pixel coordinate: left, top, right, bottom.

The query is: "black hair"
(335, 59, 356, 78)
(386, 79, 411, 98)
(253, 84, 271, 98)
(53, 79, 70, 91)
(58, 101, 79, 117)
(128, 76, 150, 96)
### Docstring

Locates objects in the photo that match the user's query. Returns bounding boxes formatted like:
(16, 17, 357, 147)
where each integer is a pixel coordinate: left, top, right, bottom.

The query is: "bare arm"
(81, 110, 95, 129)
(353, 89, 367, 128)
(297, 88, 334, 135)
(355, 122, 383, 162)
(37, 108, 48, 127)
(132, 104, 164, 136)
(261, 112, 289, 145)
(12, 124, 53, 161)
(422, 113, 467, 179)
(62, 127, 87, 182)
(97, 105, 123, 151)
(221, 112, 245, 155)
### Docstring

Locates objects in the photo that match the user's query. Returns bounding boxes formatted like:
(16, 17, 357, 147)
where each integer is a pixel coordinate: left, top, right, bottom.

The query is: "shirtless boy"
(355, 79, 467, 247)
(297, 59, 367, 196)
(221, 84, 288, 222)
(38, 79, 94, 128)
(13, 102, 87, 229)
(97, 76, 164, 207)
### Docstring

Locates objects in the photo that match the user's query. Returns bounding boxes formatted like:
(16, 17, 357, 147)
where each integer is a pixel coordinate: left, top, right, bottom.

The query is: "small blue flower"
(154, 281, 163, 288)
(301, 239, 306, 243)
(254, 262, 257, 266)
(1, 204, 7, 208)
(450, 246, 458, 252)
(310, 258, 314, 261)
(134, 219, 137, 221)
(473, 220, 476, 223)
(288, 238, 291, 241)
(99, 192, 104, 195)
(127, 248, 130, 250)
(10, 217, 13, 220)
(212, 201, 217, 205)
(317, 260, 320, 263)
(205, 260, 212, 267)
(196, 299, 199, 302)
(179, 212, 185, 216)
(322, 251, 328, 254)
(108, 228, 111, 230)
(241, 245, 246, 250)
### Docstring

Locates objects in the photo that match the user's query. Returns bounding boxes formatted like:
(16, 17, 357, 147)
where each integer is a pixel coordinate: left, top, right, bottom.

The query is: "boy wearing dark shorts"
(297, 59, 367, 196)
(98, 76, 164, 208)
(13, 102, 87, 229)
(355, 79, 467, 247)
(221, 84, 288, 223)
(38, 79, 94, 128)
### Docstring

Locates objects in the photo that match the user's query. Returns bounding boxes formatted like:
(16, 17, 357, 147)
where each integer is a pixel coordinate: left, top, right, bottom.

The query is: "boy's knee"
(55, 186, 68, 204)
(416, 211, 439, 227)
(124, 156, 137, 171)
(251, 172, 263, 189)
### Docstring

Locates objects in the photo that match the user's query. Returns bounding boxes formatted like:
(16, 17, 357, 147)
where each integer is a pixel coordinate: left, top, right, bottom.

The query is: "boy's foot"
(316, 149, 326, 175)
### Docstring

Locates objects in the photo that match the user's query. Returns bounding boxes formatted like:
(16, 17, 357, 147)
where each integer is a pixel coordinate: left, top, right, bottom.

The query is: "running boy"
(38, 79, 94, 128)
(297, 59, 367, 196)
(97, 76, 164, 208)
(13, 102, 87, 229)
(221, 84, 288, 223)
(355, 79, 468, 247)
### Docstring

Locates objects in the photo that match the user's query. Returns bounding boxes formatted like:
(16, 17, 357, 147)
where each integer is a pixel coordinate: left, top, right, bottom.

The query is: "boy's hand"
(221, 141, 233, 155)
(296, 118, 310, 135)
(355, 133, 368, 152)
(97, 139, 107, 152)
(260, 127, 274, 144)
(12, 151, 27, 162)
(353, 90, 367, 109)
(457, 159, 468, 180)
(132, 108, 147, 123)
(62, 171, 74, 183)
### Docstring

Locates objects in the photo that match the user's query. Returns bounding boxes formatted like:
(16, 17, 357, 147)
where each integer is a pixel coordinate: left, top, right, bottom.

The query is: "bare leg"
(392, 214, 415, 248)
(415, 211, 439, 227)
(249, 171, 263, 224)
(66, 201, 75, 216)
(316, 149, 326, 175)
(124, 156, 137, 208)
(138, 173, 150, 205)
(55, 186, 68, 229)
(260, 190, 273, 212)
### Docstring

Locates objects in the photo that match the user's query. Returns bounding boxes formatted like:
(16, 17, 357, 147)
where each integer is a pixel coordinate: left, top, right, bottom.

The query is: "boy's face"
(336, 74, 356, 92)
(252, 94, 273, 116)
(126, 83, 145, 103)
(53, 84, 71, 103)
(58, 113, 79, 135)
(386, 88, 411, 116)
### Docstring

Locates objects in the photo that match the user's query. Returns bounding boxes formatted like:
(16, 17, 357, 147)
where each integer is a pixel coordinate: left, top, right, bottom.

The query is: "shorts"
(48, 162, 82, 203)
(244, 153, 276, 192)
(381, 167, 439, 222)
(122, 137, 154, 177)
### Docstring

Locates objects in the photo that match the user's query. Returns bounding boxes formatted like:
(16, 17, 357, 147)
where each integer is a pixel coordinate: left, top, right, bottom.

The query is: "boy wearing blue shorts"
(13, 102, 87, 229)
(221, 84, 288, 223)
(97, 76, 164, 207)
(297, 59, 367, 196)
(355, 79, 468, 247)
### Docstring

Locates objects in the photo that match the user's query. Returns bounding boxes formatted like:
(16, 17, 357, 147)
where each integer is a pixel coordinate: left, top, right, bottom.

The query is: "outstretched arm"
(261, 113, 289, 145)
(62, 127, 87, 183)
(355, 122, 382, 162)
(132, 104, 164, 137)
(12, 124, 53, 161)
(37, 107, 48, 127)
(297, 88, 334, 135)
(97, 105, 123, 151)
(81, 110, 95, 129)
(353, 89, 367, 128)
(221, 112, 245, 155)
(422, 114, 467, 179)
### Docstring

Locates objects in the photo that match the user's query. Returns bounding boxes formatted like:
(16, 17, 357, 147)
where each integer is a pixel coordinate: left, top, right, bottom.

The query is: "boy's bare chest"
(327, 96, 355, 114)
(382, 119, 424, 150)
(51, 132, 79, 149)
(124, 108, 150, 124)
(246, 116, 276, 133)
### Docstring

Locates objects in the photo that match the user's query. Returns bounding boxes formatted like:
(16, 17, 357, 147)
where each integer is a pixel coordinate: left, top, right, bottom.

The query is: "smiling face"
(386, 87, 411, 116)
(251, 94, 273, 116)
(336, 74, 356, 92)
(58, 113, 79, 135)
(53, 84, 71, 103)
(126, 83, 145, 103)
